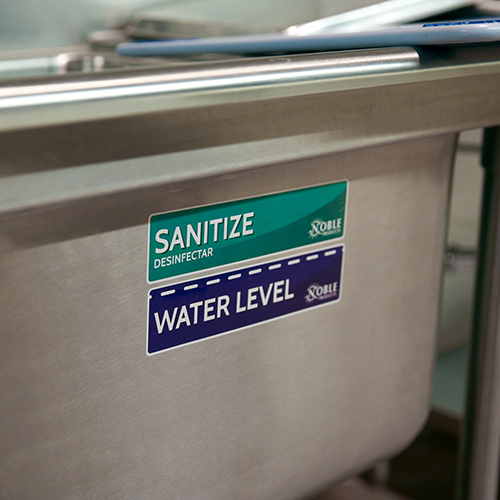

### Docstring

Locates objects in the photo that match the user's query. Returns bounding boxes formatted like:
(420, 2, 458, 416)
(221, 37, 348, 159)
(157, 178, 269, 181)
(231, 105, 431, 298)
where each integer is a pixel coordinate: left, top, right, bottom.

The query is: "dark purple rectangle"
(147, 245, 344, 355)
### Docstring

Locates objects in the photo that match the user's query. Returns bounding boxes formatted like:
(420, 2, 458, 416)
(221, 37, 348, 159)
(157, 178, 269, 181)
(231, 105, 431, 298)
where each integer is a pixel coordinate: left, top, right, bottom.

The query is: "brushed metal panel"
(0, 134, 455, 499)
(2, 45, 500, 135)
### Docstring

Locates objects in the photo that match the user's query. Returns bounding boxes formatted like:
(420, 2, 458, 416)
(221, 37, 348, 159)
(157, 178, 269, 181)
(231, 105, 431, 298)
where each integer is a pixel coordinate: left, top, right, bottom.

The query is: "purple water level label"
(147, 245, 344, 355)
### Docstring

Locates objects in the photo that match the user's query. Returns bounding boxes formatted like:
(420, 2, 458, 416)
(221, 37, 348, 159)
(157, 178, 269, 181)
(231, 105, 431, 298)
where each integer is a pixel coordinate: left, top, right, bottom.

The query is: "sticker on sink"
(148, 181, 348, 283)
(147, 244, 344, 355)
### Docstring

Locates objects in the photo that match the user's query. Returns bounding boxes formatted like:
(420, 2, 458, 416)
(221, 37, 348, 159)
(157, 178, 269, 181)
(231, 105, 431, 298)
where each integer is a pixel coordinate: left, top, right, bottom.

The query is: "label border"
(146, 179, 349, 284)
(146, 243, 345, 357)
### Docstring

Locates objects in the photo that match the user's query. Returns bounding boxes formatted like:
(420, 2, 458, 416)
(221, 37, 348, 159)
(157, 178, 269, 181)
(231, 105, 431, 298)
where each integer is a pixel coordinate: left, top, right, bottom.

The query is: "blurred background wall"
(0, 0, 155, 50)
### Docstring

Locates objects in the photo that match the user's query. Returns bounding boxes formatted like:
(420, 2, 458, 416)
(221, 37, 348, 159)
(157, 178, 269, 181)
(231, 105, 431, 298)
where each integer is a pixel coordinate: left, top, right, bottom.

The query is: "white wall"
(0, 0, 180, 50)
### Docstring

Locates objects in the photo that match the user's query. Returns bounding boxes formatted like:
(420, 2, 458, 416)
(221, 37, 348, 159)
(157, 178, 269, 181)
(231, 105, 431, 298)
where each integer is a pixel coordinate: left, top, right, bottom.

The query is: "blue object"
(117, 19, 500, 56)
(147, 245, 344, 355)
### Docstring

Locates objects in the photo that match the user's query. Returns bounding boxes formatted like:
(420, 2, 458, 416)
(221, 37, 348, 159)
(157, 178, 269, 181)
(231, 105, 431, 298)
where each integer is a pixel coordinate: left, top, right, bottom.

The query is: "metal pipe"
(458, 126, 500, 500)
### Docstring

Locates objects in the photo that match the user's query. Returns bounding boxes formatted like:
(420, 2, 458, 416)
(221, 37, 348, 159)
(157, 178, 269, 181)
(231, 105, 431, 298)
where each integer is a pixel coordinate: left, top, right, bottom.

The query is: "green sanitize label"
(148, 181, 348, 282)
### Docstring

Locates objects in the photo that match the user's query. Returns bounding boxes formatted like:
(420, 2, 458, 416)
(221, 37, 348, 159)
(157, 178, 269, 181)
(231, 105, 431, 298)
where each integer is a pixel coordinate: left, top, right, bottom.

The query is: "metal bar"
(4, 45, 500, 133)
(458, 126, 500, 500)
(0, 47, 419, 131)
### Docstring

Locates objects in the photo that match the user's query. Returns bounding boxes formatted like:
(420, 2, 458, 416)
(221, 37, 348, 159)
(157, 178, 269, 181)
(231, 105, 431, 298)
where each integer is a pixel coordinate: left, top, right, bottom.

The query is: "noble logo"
(305, 282, 339, 303)
(148, 181, 348, 282)
(308, 218, 343, 238)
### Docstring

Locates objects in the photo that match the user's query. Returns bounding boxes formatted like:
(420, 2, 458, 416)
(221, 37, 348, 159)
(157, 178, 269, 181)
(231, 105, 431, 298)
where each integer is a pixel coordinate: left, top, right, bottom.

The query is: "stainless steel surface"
(1, 44, 500, 500)
(444, 251, 476, 274)
(127, 0, 377, 39)
(0, 134, 455, 499)
(2, 44, 500, 135)
(458, 127, 500, 500)
(287, 0, 473, 35)
(314, 477, 409, 499)
(88, 29, 132, 50)
(127, 0, 473, 39)
(437, 130, 483, 351)
(0, 0, 469, 52)
(0, 47, 420, 133)
(475, 1, 500, 15)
